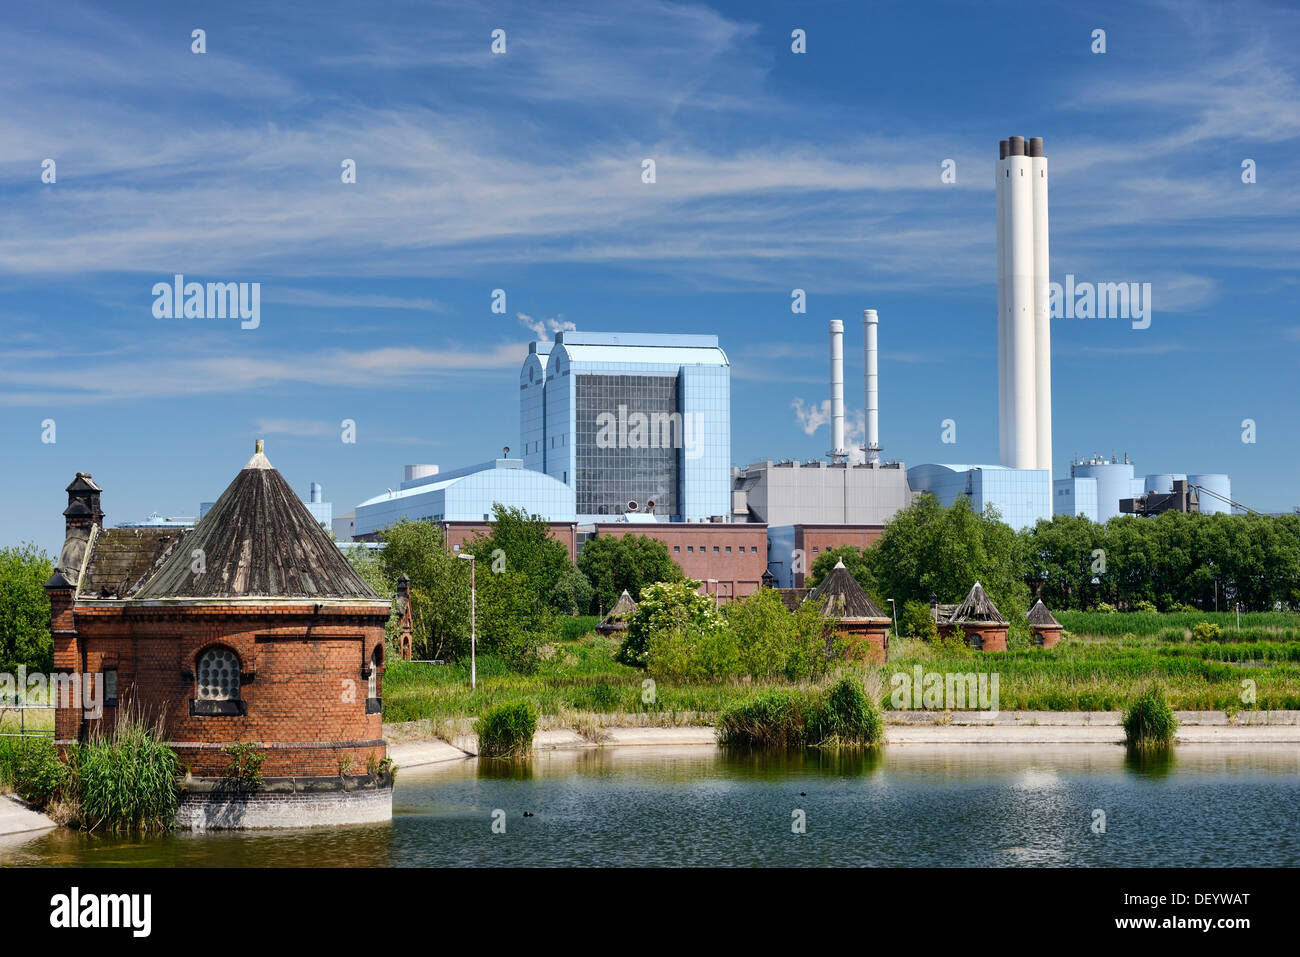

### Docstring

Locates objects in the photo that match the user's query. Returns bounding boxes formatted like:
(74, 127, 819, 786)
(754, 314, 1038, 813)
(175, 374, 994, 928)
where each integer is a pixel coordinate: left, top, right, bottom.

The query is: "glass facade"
(575, 373, 680, 516)
(907, 463, 1051, 530)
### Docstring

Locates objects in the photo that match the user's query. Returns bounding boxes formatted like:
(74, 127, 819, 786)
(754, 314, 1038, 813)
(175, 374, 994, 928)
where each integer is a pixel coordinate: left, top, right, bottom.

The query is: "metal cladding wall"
(1189, 474, 1232, 515)
(1073, 462, 1136, 523)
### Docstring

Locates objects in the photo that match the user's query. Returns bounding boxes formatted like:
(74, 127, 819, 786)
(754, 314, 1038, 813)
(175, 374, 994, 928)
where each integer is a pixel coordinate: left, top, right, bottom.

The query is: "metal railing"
(0, 699, 55, 739)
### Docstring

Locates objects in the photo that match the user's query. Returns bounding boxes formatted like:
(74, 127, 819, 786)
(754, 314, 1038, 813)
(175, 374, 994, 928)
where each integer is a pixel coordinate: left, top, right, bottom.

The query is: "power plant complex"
(345, 135, 1234, 597)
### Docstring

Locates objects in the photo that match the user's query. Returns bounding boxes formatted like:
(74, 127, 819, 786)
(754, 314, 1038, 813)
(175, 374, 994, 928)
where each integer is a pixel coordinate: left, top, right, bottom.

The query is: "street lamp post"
(458, 553, 476, 690)
(886, 597, 898, 644)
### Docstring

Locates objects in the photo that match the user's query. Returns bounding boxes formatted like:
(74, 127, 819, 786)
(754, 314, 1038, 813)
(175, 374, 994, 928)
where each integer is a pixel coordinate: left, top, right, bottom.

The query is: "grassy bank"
(1056, 610, 1300, 638)
(383, 614, 1300, 729)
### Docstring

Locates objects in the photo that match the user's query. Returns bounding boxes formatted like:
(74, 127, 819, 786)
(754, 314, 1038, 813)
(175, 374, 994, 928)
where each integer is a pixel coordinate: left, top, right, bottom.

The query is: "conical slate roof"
(596, 589, 638, 633)
(135, 442, 379, 601)
(1027, 599, 1061, 628)
(806, 560, 889, 621)
(949, 581, 1006, 624)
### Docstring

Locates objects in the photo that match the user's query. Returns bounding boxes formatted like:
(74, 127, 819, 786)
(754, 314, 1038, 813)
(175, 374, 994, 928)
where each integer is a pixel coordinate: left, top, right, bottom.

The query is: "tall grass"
(1058, 610, 1300, 637)
(717, 677, 884, 750)
(475, 701, 538, 757)
(1123, 686, 1178, 748)
(77, 711, 181, 832)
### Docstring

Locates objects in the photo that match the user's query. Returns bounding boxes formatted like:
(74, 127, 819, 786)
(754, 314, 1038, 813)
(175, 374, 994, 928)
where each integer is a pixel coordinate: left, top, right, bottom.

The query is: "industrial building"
(1053, 454, 1233, 522)
(353, 459, 576, 540)
(520, 330, 731, 523)
(907, 463, 1051, 531)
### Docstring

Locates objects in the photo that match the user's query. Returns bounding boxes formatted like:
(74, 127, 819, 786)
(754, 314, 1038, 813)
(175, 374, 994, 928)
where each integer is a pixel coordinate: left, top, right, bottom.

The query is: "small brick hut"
(931, 582, 1009, 652)
(805, 559, 892, 663)
(46, 442, 393, 828)
(596, 589, 638, 635)
(1027, 599, 1063, 648)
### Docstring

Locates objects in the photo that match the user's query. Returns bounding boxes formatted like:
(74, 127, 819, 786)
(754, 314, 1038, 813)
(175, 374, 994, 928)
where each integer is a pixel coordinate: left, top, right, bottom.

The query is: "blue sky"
(2, 0, 1298, 555)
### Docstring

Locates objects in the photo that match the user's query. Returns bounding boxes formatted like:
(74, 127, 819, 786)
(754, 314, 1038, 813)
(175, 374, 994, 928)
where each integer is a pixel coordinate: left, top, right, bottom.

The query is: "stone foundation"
(176, 774, 392, 830)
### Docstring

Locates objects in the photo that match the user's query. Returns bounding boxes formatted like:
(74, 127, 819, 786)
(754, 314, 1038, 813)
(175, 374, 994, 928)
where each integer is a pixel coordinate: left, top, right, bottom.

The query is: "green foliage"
(474, 569, 551, 671)
(1122, 686, 1178, 748)
(379, 520, 471, 661)
(548, 566, 595, 617)
(466, 505, 576, 613)
(579, 534, 683, 616)
(77, 713, 181, 832)
(220, 741, 265, 792)
(807, 546, 875, 594)
(900, 600, 938, 640)
(717, 677, 884, 749)
(476, 701, 537, 757)
(0, 543, 54, 673)
(1192, 621, 1223, 642)
(618, 579, 721, 669)
(1096, 602, 1118, 614)
(556, 615, 601, 642)
(1022, 511, 1300, 612)
(6, 738, 69, 806)
(867, 495, 1030, 635)
(345, 546, 401, 647)
(1132, 600, 1159, 614)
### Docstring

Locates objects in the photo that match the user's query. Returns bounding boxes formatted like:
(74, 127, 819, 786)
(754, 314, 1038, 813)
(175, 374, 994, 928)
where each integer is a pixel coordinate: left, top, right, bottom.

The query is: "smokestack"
(999, 133, 1039, 470)
(310, 482, 322, 504)
(1031, 138, 1052, 483)
(828, 319, 846, 463)
(863, 310, 880, 466)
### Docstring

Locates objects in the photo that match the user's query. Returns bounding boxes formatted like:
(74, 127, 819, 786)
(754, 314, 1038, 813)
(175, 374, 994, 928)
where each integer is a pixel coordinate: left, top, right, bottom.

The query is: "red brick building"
(931, 582, 1009, 652)
(782, 524, 886, 587)
(804, 560, 892, 664)
(590, 521, 768, 603)
(45, 443, 393, 828)
(1028, 599, 1064, 648)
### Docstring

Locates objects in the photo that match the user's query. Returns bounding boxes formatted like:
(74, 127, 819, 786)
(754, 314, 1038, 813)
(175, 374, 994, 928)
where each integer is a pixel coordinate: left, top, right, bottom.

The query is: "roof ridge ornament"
(244, 438, 273, 471)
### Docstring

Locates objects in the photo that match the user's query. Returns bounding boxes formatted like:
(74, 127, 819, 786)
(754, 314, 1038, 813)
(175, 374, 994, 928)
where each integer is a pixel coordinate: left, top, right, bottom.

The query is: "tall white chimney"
(1030, 136, 1052, 483)
(863, 309, 880, 465)
(828, 319, 846, 463)
(1001, 134, 1038, 470)
(996, 139, 1009, 466)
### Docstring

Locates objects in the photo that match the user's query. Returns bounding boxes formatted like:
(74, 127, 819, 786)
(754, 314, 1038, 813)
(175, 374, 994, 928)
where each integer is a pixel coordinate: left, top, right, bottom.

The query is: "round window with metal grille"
(197, 648, 240, 701)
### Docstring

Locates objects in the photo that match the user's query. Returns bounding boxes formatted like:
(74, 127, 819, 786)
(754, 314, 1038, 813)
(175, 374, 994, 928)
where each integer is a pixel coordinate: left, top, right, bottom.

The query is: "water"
(6, 744, 1299, 867)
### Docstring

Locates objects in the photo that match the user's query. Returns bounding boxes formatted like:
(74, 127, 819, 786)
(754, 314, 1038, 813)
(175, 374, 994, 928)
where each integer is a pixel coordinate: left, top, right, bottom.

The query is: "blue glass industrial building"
(907, 464, 1052, 530)
(521, 331, 731, 523)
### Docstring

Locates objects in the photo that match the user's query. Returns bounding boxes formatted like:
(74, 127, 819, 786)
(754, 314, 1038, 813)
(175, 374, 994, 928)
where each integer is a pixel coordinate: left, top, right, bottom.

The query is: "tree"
(807, 545, 879, 599)
(464, 505, 574, 612)
(548, 566, 594, 616)
(578, 534, 683, 615)
(378, 520, 470, 661)
(0, 543, 53, 672)
(617, 579, 720, 669)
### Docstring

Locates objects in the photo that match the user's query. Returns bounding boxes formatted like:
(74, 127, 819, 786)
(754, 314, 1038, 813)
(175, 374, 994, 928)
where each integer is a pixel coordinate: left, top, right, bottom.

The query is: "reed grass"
(475, 701, 538, 757)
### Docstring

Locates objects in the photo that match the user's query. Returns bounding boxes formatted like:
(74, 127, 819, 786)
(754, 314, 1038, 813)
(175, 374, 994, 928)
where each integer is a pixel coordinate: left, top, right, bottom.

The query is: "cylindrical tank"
(996, 141, 1008, 466)
(310, 482, 323, 504)
(404, 464, 439, 482)
(1144, 473, 1186, 494)
(1073, 462, 1136, 523)
(1189, 474, 1232, 515)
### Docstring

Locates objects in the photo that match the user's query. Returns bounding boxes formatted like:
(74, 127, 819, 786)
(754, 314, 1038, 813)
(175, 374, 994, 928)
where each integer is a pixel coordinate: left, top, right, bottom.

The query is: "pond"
(6, 744, 1299, 867)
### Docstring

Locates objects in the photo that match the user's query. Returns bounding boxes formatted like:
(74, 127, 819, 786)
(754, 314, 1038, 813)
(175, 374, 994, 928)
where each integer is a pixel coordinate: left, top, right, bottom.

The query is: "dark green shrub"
(901, 600, 938, 640)
(1122, 686, 1178, 748)
(476, 701, 537, 757)
(78, 715, 181, 832)
(10, 739, 69, 807)
(810, 677, 884, 747)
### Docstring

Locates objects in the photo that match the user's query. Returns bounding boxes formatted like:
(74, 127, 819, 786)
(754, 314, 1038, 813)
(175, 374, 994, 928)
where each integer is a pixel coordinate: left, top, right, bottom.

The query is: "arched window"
(197, 647, 240, 701)
(367, 648, 380, 699)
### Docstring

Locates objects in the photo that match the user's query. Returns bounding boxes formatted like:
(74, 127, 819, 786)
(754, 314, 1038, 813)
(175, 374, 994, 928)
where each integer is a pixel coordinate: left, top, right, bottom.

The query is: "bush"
(221, 741, 266, 792)
(78, 714, 181, 832)
(9, 739, 69, 807)
(901, 600, 938, 640)
(618, 580, 722, 669)
(476, 701, 537, 757)
(1192, 621, 1223, 642)
(1096, 602, 1118, 614)
(1131, 600, 1159, 614)
(717, 678, 884, 750)
(810, 677, 884, 747)
(1122, 686, 1178, 748)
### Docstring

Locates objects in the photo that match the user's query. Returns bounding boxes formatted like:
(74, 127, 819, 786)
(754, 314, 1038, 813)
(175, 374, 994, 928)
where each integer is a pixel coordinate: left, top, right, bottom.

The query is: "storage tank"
(1144, 473, 1186, 495)
(404, 464, 439, 482)
(1072, 460, 1135, 523)
(1189, 474, 1232, 515)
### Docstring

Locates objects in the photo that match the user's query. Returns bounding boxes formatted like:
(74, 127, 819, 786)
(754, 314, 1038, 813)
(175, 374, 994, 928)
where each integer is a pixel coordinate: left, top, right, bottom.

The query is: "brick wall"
(591, 523, 768, 603)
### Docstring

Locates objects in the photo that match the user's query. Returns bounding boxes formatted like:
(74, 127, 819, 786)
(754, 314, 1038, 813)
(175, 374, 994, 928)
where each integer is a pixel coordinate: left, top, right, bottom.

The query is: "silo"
(1073, 461, 1135, 522)
(1189, 474, 1232, 515)
(405, 464, 440, 482)
(1144, 473, 1185, 495)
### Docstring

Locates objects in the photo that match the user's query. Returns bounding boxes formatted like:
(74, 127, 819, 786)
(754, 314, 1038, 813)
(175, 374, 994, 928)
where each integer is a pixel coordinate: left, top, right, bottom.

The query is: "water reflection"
(1123, 746, 1177, 778)
(6, 744, 1300, 867)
